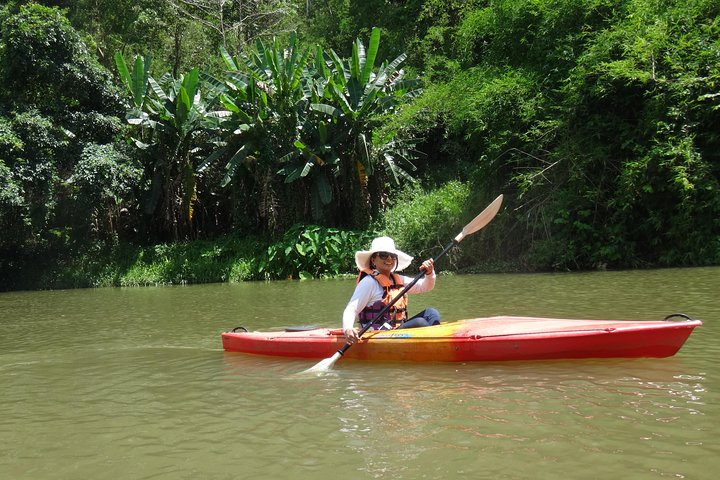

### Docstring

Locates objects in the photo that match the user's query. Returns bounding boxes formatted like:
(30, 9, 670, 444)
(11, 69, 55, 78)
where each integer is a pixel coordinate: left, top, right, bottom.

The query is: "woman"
(342, 236, 441, 344)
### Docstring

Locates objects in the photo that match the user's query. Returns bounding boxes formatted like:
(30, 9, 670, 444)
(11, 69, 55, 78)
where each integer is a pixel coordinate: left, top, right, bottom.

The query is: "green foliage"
(527, 0, 720, 269)
(39, 235, 261, 289)
(301, 0, 417, 61)
(390, 0, 720, 270)
(384, 65, 541, 187)
(0, 110, 64, 249)
(198, 28, 420, 230)
(0, 160, 22, 205)
(115, 52, 221, 240)
(285, 27, 421, 225)
(3, 0, 720, 291)
(55, 0, 221, 75)
(70, 144, 142, 202)
(116, 237, 259, 286)
(66, 143, 144, 239)
(1, 4, 81, 90)
(378, 181, 471, 265)
(259, 224, 374, 280)
(1, 3, 122, 111)
(454, 0, 605, 73)
(0, 158, 25, 249)
(199, 35, 314, 233)
(0, 4, 128, 258)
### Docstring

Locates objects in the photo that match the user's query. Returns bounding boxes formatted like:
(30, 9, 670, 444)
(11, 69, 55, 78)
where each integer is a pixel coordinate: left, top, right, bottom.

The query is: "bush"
(378, 181, 471, 264)
(259, 225, 375, 280)
(24, 235, 264, 289)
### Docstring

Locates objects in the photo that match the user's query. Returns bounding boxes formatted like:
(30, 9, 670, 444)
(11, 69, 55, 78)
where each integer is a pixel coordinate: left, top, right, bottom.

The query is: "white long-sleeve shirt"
(342, 272, 436, 331)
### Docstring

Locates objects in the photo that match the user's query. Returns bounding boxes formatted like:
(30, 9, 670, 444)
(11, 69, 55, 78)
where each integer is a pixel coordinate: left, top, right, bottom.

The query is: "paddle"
(303, 194, 504, 373)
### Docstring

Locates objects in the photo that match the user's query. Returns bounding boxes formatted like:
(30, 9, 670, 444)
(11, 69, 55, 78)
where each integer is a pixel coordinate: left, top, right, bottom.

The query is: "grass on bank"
(34, 235, 263, 289)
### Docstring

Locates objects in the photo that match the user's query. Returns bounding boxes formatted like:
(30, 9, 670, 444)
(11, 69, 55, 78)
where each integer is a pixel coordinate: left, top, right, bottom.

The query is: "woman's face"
(372, 251, 397, 274)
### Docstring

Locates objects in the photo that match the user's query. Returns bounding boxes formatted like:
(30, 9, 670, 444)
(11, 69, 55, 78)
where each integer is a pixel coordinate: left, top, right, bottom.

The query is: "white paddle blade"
(454, 194, 503, 243)
(302, 352, 342, 373)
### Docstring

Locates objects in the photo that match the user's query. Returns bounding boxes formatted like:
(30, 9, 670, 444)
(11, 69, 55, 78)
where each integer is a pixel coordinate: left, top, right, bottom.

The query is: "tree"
(199, 33, 314, 234)
(115, 53, 221, 240)
(286, 27, 420, 226)
(198, 28, 420, 232)
(0, 4, 128, 259)
(39, 0, 207, 75)
(165, 0, 299, 51)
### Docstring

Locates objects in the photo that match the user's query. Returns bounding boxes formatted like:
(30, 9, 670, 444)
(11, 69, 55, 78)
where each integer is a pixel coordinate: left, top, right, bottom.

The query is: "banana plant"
(282, 27, 421, 222)
(314, 27, 421, 174)
(198, 35, 318, 228)
(277, 125, 340, 220)
(197, 29, 421, 227)
(114, 52, 152, 127)
(115, 52, 220, 238)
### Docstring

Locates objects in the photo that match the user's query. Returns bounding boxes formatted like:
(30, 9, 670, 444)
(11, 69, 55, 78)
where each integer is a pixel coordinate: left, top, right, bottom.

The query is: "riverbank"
(2, 230, 715, 292)
(2, 223, 377, 291)
(0, 228, 525, 292)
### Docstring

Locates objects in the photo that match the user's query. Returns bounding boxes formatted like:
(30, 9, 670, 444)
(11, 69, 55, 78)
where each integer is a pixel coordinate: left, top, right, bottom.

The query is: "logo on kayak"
(374, 332, 412, 339)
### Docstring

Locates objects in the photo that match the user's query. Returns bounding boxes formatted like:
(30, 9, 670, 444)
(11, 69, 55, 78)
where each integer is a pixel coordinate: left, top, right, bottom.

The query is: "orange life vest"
(356, 268, 408, 326)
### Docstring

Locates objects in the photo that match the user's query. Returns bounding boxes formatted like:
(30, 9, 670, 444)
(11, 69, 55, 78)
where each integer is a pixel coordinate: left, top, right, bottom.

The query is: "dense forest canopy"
(0, 0, 718, 290)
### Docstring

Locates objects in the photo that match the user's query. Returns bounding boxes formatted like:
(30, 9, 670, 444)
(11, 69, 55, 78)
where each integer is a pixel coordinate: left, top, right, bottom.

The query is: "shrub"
(259, 225, 375, 280)
(378, 181, 471, 263)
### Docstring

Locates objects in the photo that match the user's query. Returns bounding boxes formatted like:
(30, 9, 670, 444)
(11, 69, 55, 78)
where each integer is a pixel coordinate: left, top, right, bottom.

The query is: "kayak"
(221, 313, 701, 362)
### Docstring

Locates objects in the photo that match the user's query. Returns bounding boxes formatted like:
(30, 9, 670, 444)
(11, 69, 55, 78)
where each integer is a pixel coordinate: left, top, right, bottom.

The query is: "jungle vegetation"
(0, 0, 718, 290)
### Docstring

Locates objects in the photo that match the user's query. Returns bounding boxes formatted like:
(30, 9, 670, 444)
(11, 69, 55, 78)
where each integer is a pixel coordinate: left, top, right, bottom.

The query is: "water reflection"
(303, 356, 714, 478)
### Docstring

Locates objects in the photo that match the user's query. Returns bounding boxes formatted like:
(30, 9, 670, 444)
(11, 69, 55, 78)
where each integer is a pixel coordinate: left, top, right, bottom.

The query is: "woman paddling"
(342, 236, 440, 344)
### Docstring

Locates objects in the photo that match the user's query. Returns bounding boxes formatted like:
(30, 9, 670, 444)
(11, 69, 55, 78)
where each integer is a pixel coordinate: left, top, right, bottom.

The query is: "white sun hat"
(355, 236, 413, 271)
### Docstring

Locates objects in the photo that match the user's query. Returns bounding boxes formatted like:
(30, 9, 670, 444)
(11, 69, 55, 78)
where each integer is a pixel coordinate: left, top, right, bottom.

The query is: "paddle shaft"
(336, 238, 459, 356)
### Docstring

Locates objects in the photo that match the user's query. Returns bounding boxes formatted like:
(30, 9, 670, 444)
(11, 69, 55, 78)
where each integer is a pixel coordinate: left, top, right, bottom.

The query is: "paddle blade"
(455, 194, 503, 243)
(302, 351, 342, 373)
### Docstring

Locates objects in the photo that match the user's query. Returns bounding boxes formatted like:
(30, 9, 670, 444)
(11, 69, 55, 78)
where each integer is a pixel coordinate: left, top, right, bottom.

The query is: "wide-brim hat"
(355, 236, 413, 271)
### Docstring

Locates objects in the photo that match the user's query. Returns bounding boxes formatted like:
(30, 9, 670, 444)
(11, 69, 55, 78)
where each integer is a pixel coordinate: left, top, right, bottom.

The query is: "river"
(1, 267, 718, 479)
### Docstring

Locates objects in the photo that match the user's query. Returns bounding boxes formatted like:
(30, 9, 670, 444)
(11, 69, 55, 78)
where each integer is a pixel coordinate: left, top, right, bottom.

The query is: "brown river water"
(1, 267, 718, 479)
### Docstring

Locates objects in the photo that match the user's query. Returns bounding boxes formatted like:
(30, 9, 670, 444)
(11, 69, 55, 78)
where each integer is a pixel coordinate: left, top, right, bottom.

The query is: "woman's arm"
(405, 259, 436, 294)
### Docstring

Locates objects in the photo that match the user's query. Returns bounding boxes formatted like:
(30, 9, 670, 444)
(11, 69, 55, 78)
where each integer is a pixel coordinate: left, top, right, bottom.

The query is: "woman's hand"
(344, 328, 359, 344)
(420, 258, 434, 276)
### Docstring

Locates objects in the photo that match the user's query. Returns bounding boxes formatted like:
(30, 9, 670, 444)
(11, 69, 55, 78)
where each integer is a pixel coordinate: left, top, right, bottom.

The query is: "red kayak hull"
(221, 316, 702, 362)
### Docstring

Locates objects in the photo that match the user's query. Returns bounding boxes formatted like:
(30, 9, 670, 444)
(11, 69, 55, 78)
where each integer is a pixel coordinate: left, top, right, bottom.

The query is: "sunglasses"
(375, 252, 397, 260)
